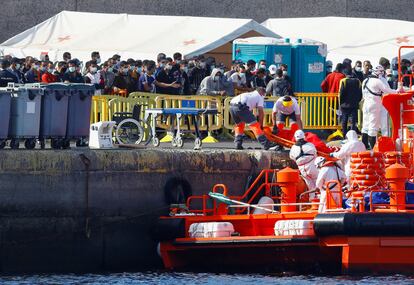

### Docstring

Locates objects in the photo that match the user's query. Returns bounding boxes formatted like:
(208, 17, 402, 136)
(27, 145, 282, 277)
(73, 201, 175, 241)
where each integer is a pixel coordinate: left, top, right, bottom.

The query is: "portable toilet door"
(233, 37, 292, 74)
(292, 40, 327, 92)
(266, 40, 292, 76)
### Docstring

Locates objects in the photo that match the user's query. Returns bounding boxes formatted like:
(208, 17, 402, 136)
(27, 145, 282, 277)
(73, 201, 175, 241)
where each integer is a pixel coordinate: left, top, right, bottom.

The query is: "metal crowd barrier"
(153, 95, 223, 132)
(295, 93, 340, 130)
(91, 94, 156, 124)
(91, 92, 363, 141)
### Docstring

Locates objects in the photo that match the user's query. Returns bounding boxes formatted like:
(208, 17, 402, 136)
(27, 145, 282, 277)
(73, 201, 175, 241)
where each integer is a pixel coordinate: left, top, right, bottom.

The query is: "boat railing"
(238, 169, 280, 203)
(325, 180, 344, 211)
(186, 169, 282, 215)
(227, 202, 320, 215)
(369, 189, 414, 212)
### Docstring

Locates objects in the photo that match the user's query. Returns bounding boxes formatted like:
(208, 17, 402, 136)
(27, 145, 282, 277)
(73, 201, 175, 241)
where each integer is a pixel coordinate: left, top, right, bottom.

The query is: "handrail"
(325, 180, 343, 210)
(186, 169, 281, 215)
(369, 190, 414, 212)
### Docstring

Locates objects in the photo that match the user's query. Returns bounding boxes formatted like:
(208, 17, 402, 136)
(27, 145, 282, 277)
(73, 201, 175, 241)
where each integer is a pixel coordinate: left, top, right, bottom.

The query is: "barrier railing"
(108, 96, 156, 121)
(295, 93, 339, 130)
(224, 93, 341, 132)
(154, 95, 223, 132)
(91, 92, 363, 140)
(91, 94, 156, 124)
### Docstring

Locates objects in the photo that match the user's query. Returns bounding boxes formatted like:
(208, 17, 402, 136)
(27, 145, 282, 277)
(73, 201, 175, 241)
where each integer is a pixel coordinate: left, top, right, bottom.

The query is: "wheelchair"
(112, 104, 145, 145)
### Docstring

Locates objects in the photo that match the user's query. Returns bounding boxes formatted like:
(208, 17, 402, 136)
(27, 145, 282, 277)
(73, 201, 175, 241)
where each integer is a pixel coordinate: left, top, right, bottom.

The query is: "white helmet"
(294, 130, 305, 141)
(373, 65, 385, 77)
(314, 156, 326, 168)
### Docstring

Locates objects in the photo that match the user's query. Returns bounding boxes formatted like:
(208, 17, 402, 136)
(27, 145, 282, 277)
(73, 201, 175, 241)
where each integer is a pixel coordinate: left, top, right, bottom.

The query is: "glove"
(272, 125, 279, 135)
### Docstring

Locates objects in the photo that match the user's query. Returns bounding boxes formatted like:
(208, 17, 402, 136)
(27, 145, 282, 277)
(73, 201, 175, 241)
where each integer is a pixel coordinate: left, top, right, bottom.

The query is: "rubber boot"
(362, 133, 369, 149)
(272, 125, 279, 135)
(368, 135, 377, 150)
(257, 135, 281, 151)
(234, 135, 244, 150)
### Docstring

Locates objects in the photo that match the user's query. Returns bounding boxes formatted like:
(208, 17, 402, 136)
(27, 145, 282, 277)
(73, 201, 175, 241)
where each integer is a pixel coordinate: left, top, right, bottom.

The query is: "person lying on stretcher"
(272, 95, 303, 135)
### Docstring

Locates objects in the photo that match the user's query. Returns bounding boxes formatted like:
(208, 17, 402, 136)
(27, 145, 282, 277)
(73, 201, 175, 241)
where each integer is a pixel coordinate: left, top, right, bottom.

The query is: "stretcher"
(144, 108, 218, 149)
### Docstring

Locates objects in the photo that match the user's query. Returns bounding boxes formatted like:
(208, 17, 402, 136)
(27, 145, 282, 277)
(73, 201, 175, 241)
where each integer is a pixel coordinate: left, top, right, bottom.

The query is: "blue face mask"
(392, 70, 398, 76)
(137, 67, 142, 73)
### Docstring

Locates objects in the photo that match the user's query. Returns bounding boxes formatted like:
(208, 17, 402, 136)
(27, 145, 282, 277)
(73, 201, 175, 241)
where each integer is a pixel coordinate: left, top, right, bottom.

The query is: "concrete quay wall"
(0, 149, 292, 272)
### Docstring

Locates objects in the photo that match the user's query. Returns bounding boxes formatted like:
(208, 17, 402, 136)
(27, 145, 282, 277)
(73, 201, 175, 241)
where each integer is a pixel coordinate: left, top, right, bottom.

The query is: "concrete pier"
(0, 149, 292, 273)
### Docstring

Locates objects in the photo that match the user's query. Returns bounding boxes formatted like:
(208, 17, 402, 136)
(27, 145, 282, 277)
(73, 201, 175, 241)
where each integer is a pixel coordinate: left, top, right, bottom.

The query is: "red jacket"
(41, 72, 58, 84)
(321, 71, 345, 93)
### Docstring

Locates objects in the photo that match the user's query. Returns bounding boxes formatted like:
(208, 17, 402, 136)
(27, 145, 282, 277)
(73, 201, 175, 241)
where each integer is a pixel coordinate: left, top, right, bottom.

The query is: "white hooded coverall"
(289, 142, 319, 192)
(361, 76, 396, 137)
(316, 163, 347, 213)
(379, 76, 395, 136)
(332, 130, 366, 183)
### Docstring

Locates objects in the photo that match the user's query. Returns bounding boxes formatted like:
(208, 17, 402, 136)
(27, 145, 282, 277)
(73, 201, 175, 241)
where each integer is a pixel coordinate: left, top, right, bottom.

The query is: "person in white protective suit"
(361, 66, 398, 149)
(315, 156, 347, 213)
(330, 130, 366, 184)
(289, 130, 319, 196)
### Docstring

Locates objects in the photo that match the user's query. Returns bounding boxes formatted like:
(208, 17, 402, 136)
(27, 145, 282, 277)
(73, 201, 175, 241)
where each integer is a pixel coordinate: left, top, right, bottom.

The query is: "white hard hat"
(294, 130, 305, 141)
(268, 64, 277, 75)
(314, 156, 326, 168)
(373, 65, 385, 76)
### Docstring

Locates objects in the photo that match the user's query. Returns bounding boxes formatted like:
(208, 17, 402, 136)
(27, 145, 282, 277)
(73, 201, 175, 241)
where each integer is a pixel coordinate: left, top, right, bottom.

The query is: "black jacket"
(339, 77, 362, 109)
(0, 69, 18, 87)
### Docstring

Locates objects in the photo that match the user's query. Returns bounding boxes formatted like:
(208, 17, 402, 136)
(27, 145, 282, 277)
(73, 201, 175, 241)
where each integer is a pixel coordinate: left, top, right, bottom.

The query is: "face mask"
(33, 65, 40, 70)
(165, 65, 172, 71)
(182, 67, 188, 73)
(326, 67, 332, 72)
(282, 70, 288, 76)
(123, 69, 129, 75)
(15, 64, 20, 70)
(40, 67, 46, 72)
(48, 68, 54, 74)
(159, 63, 165, 68)
(68, 66, 76, 73)
(130, 65, 135, 71)
(176, 60, 181, 64)
(137, 67, 143, 73)
(214, 75, 220, 81)
(355, 66, 362, 72)
(392, 70, 398, 76)
(90, 67, 97, 73)
(200, 62, 206, 69)
(96, 58, 101, 64)
(260, 64, 266, 69)
(107, 67, 113, 73)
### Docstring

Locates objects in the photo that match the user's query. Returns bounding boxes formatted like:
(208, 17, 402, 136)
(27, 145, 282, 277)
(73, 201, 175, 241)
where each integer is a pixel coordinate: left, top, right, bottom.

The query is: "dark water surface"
(0, 272, 413, 285)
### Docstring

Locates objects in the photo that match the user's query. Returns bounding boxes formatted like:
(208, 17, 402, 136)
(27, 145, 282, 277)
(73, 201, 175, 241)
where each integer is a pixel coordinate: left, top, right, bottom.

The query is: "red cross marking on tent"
(58, 35, 71, 43)
(183, 39, 196, 46)
(396, 36, 410, 44)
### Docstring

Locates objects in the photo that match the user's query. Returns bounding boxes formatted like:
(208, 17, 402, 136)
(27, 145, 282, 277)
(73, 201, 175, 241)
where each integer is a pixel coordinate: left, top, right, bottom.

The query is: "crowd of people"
(0, 51, 294, 98)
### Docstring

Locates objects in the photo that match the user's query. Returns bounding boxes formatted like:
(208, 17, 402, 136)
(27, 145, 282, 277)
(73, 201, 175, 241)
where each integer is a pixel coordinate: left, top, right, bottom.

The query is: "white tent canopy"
(262, 17, 414, 66)
(0, 11, 279, 65)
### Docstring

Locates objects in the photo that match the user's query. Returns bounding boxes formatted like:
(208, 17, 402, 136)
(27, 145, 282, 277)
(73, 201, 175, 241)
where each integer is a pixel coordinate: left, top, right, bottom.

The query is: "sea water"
(0, 272, 413, 285)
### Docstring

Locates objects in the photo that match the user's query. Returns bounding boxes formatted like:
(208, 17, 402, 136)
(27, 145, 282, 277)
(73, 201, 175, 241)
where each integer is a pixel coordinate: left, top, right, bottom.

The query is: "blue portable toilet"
(291, 39, 327, 92)
(233, 37, 292, 76)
